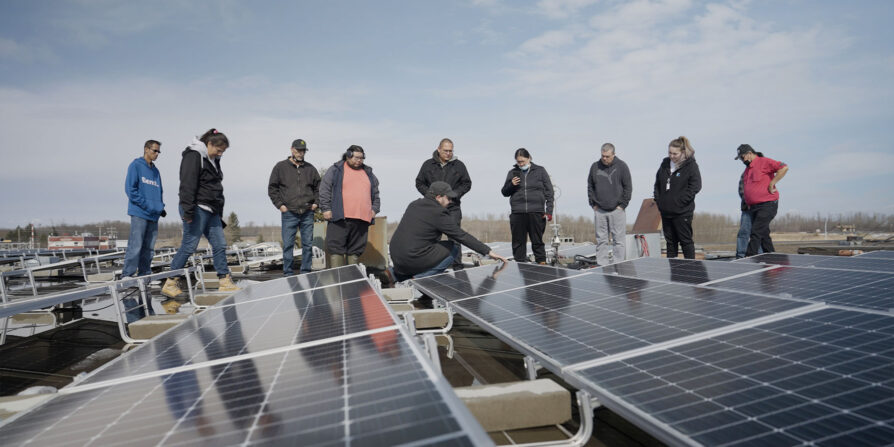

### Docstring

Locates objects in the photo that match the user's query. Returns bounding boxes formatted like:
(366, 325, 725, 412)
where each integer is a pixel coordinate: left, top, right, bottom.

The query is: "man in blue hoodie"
(121, 140, 166, 321)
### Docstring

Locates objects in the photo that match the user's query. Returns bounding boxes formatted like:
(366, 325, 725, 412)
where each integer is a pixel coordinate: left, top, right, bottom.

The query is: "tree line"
(4, 212, 891, 248)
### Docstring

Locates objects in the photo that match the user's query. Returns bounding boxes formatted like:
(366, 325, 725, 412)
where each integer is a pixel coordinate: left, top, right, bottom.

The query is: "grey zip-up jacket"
(500, 163, 554, 214)
(587, 158, 632, 211)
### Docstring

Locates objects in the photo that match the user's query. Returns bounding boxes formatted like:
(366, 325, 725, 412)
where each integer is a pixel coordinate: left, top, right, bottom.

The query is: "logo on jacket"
(141, 176, 160, 187)
(675, 172, 680, 177)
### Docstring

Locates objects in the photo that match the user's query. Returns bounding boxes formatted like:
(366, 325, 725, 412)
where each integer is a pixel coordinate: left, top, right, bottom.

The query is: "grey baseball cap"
(428, 181, 458, 198)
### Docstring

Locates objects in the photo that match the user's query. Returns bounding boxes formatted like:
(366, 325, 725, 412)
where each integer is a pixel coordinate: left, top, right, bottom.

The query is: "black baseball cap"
(735, 144, 755, 160)
(428, 181, 458, 198)
(291, 139, 308, 150)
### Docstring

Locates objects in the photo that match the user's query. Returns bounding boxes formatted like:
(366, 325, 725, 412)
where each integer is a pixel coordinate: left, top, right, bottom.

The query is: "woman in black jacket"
(653, 136, 702, 259)
(162, 128, 239, 303)
(501, 148, 554, 263)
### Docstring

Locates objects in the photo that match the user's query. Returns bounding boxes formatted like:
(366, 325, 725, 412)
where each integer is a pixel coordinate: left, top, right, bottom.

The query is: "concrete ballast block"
(128, 314, 189, 339)
(382, 287, 415, 302)
(409, 309, 449, 329)
(454, 379, 571, 432)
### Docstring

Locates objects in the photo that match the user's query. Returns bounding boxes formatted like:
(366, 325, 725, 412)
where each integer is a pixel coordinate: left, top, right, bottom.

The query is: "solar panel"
(570, 307, 894, 447)
(554, 243, 597, 259)
(857, 250, 894, 260)
(223, 265, 367, 305)
(84, 279, 396, 383)
(737, 253, 894, 273)
(709, 266, 894, 313)
(410, 261, 586, 302)
(414, 264, 814, 368)
(0, 331, 488, 446)
(597, 257, 770, 285)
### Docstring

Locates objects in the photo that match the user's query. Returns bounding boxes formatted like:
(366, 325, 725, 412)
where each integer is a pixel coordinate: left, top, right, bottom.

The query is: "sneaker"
(161, 278, 183, 298)
(161, 299, 182, 314)
(218, 274, 239, 292)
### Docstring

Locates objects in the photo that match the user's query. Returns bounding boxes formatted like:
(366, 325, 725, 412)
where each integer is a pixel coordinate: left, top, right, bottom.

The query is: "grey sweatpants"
(595, 207, 626, 265)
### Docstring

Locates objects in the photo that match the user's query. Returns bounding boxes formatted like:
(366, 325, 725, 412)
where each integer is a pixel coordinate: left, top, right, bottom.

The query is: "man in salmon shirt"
(319, 145, 381, 268)
(736, 144, 789, 256)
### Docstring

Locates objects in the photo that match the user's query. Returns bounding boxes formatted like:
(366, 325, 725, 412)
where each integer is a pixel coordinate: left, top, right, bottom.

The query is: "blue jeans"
(122, 215, 158, 277)
(281, 210, 315, 275)
(413, 244, 460, 279)
(170, 207, 230, 276)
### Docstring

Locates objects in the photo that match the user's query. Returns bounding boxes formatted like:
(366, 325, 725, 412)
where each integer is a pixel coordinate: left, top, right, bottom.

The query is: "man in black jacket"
(587, 143, 632, 265)
(267, 139, 321, 276)
(391, 182, 507, 280)
(415, 138, 472, 269)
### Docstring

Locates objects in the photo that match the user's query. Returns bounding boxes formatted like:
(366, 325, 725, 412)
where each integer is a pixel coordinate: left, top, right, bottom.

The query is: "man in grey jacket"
(587, 143, 633, 265)
(267, 139, 320, 275)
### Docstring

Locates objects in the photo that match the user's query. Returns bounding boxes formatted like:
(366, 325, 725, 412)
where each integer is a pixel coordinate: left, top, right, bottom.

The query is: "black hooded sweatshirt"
(653, 156, 701, 216)
(179, 140, 225, 222)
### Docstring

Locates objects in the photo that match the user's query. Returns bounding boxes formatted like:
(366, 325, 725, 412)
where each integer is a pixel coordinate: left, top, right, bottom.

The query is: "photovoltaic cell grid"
(709, 266, 894, 313)
(410, 262, 581, 302)
(414, 263, 813, 367)
(736, 253, 894, 273)
(571, 308, 894, 447)
(222, 265, 367, 305)
(858, 250, 894, 260)
(596, 257, 769, 285)
(0, 331, 484, 447)
(84, 278, 396, 383)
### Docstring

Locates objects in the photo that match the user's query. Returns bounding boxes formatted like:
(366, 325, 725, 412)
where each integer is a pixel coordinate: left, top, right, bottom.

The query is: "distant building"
(47, 234, 101, 250)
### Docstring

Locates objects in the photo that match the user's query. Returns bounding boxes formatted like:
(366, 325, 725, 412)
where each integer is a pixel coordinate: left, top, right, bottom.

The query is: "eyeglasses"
(351, 155, 365, 160)
(149, 149, 161, 154)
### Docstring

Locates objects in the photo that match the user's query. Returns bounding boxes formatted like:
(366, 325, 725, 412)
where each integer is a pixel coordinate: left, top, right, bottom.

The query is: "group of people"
(122, 130, 789, 307)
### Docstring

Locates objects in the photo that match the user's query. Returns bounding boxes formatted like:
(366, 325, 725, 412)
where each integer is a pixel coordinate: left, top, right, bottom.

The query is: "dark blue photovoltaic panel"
(446, 274, 811, 366)
(0, 331, 486, 446)
(85, 279, 396, 383)
(572, 308, 894, 447)
(411, 262, 577, 302)
(737, 253, 894, 273)
(710, 266, 894, 312)
(597, 257, 768, 285)
(858, 250, 894, 260)
(222, 265, 367, 305)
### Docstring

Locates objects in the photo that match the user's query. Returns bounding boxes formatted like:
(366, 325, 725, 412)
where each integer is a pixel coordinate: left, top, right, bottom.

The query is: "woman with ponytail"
(653, 136, 702, 259)
(162, 129, 239, 308)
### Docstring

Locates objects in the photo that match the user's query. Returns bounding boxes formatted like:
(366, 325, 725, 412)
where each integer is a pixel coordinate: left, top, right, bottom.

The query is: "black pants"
(510, 212, 547, 263)
(746, 200, 777, 256)
(325, 218, 370, 255)
(661, 214, 695, 259)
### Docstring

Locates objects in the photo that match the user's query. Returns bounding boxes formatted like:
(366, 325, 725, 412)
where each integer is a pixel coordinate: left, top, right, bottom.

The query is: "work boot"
(346, 254, 360, 265)
(328, 254, 346, 268)
(218, 274, 239, 292)
(161, 278, 183, 298)
(161, 299, 182, 314)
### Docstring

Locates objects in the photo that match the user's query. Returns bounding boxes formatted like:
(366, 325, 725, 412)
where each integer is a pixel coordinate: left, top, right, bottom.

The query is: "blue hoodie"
(125, 157, 165, 221)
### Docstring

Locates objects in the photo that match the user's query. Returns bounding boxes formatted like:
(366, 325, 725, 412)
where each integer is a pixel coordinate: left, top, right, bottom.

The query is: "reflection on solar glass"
(443, 273, 810, 366)
(221, 265, 367, 306)
(0, 332, 484, 447)
(597, 258, 768, 284)
(710, 266, 894, 312)
(86, 280, 396, 383)
(737, 253, 894, 273)
(411, 262, 579, 302)
(858, 250, 894, 260)
(573, 308, 894, 447)
(555, 244, 597, 258)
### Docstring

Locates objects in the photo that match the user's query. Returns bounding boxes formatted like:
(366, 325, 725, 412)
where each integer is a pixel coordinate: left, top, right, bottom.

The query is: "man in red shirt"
(736, 144, 789, 256)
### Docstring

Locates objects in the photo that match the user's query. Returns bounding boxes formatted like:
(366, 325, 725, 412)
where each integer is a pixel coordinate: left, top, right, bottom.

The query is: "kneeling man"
(391, 182, 508, 280)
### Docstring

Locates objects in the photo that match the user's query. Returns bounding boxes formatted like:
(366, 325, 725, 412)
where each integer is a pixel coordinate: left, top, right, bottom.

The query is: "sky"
(1, 0, 893, 230)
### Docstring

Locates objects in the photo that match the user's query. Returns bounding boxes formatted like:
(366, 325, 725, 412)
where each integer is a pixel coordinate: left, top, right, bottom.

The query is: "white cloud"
(0, 37, 56, 63)
(536, 0, 601, 19)
(518, 29, 577, 55)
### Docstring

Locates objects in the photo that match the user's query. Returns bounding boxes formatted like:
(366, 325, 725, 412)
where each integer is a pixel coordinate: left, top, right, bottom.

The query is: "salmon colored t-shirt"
(342, 162, 373, 222)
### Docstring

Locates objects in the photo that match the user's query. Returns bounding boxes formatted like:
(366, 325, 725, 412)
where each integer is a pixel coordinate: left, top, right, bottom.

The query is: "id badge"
(666, 179, 671, 191)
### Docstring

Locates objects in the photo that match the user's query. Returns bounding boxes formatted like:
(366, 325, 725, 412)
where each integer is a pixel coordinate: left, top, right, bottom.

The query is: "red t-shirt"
(342, 162, 373, 222)
(743, 156, 786, 206)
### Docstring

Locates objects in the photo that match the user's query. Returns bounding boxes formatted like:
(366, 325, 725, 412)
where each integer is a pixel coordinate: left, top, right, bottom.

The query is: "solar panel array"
(0, 265, 491, 447)
(857, 250, 894, 260)
(736, 252, 894, 273)
(597, 257, 769, 285)
(413, 258, 894, 447)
